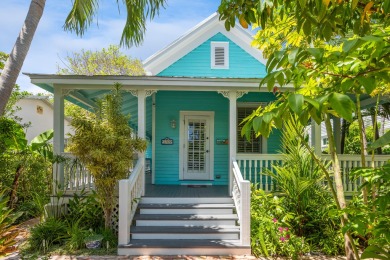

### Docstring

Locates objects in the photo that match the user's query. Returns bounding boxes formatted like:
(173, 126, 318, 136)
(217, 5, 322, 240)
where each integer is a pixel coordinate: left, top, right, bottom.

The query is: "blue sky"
(0, 0, 221, 93)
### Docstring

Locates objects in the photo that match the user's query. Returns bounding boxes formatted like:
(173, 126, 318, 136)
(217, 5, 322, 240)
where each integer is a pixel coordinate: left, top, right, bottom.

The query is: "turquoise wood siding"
(155, 91, 229, 185)
(237, 92, 282, 153)
(158, 33, 266, 78)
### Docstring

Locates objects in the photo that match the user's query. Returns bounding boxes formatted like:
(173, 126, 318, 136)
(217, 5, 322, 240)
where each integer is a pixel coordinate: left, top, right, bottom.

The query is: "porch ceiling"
(25, 74, 390, 139)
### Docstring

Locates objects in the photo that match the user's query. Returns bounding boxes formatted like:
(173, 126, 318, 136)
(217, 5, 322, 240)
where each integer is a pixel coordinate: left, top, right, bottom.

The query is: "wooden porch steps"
(118, 197, 251, 256)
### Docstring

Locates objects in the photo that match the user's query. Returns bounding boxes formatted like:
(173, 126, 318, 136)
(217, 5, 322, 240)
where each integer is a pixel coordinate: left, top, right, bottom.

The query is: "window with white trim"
(211, 42, 229, 69)
(237, 103, 267, 153)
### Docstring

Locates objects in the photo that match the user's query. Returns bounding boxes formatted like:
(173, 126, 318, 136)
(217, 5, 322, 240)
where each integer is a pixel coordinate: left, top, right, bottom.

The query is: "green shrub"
(29, 218, 68, 252)
(65, 221, 89, 250)
(0, 190, 22, 257)
(65, 190, 104, 230)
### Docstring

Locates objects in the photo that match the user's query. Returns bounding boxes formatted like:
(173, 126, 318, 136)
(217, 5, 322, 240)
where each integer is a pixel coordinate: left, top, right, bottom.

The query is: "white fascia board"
(29, 77, 293, 92)
(143, 13, 266, 75)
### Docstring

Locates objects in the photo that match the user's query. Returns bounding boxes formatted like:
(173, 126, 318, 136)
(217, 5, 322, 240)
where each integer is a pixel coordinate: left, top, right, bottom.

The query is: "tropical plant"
(218, 1, 390, 259)
(28, 217, 68, 253)
(65, 190, 104, 231)
(64, 220, 89, 251)
(0, 119, 53, 209)
(68, 83, 147, 229)
(0, 0, 165, 114)
(0, 190, 22, 257)
(346, 163, 390, 259)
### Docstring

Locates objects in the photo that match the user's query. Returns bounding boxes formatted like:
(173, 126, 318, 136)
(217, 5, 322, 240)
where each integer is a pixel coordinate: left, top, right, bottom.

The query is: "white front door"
(180, 112, 214, 180)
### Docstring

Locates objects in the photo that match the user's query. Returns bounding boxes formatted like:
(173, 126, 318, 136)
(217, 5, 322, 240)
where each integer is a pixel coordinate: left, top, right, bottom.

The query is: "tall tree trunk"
(340, 119, 350, 154)
(324, 115, 358, 260)
(8, 165, 24, 209)
(371, 114, 382, 154)
(356, 95, 368, 204)
(0, 0, 46, 114)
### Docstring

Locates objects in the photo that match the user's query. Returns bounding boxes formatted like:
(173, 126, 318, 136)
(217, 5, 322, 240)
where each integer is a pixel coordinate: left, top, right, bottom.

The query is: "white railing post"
(117, 159, 144, 246)
(118, 179, 131, 245)
(232, 158, 251, 246)
(240, 180, 251, 246)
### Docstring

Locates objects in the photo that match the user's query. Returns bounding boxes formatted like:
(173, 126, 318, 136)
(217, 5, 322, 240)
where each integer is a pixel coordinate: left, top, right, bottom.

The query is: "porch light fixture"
(170, 119, 176, 129)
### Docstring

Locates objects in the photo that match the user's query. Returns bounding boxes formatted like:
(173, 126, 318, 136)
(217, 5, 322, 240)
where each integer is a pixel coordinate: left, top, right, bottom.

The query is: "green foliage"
(68, 83, 147, 229)
(0, 118, 52, 217)
(219, 0, 389, 41)
(250, 188, 311, 258)
(65, 190, 104, 230)
(29, 218, 68, 252)
(0, 190, 22, 256)
(2, 85, 30, 119)
(0, 51, 8, 69)
(347, 163, 390, 258)
(64, 221, 89, 251)
(57, 45, 144, 76)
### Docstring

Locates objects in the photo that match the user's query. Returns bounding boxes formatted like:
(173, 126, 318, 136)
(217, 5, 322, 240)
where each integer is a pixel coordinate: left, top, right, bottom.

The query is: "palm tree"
(0, 0, 165, 114)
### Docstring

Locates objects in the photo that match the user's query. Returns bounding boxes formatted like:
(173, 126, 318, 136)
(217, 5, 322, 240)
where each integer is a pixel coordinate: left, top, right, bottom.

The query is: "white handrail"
(231, 158, 251, 246)
(118, 159, 144, 245)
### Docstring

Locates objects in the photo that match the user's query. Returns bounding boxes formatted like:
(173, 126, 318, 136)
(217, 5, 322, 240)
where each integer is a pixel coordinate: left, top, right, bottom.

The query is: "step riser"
(136, 220, 236, 226)
(140, 208, 233, 214)
(132, 233, 239, 240)
(140, 197, 233, 204)
(118, 247, 251, 256)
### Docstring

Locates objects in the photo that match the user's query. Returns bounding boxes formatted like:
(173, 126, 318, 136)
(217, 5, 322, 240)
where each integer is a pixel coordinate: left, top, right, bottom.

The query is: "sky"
(0, 0, 222, 93)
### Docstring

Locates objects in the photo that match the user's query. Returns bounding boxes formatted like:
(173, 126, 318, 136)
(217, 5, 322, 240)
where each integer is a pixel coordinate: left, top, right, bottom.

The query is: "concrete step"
(130, 226, 240, 240)
(138, 203, 235, 214)
(134, 213, 238, 226)
(118, 239, 251, 255)
(140, 197, 233, 204)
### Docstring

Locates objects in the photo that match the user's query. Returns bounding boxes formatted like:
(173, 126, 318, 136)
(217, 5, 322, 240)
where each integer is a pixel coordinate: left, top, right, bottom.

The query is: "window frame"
(237, 102, 268, 154)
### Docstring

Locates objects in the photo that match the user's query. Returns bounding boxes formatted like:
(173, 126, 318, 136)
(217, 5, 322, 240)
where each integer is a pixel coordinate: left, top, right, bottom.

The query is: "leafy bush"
(0, 190, 21, 257)
(65, 221, 89, 250)
(65, 190, 104, 230)
(251, 117, 344, 257)
(251, 188, 310, 258)
(29, 218, 68, 252)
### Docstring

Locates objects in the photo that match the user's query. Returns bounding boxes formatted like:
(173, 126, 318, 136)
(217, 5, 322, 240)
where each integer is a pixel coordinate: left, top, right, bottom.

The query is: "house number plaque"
(161, 137, 174, 145)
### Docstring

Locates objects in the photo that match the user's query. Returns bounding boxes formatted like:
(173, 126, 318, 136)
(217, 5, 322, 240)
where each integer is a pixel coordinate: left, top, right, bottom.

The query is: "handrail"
(231, 157, 251, 246)
(118, 159, 144, 245)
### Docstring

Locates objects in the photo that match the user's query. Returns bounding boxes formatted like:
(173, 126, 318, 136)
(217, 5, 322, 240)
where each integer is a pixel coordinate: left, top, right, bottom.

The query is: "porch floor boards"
(144, 174, 229, 197)
(144, 183, 229, 197)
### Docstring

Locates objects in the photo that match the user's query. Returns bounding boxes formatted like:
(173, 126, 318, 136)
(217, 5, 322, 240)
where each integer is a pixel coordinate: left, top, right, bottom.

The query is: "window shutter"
(211, 42, 229, 69)
(214, 47, 225, 66)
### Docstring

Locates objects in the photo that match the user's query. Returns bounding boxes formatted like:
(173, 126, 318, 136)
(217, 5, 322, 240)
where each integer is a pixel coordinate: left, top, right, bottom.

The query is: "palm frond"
(64, 0, 99, 36)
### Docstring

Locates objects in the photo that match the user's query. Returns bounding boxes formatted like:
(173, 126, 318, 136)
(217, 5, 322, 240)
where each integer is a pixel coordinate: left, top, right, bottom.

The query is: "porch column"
(53, 86, 65, 198)
(311, 119, 322, 156)
(218, 90, 247, 195)
(130, 89, 156, 196)
(333, 117, 341, 153)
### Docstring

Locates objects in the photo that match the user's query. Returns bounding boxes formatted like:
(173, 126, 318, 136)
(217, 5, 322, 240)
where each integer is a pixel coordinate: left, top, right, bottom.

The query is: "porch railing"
(237, 154, 390, 195)
(62, 152, 94, 192)
(118, 159, 144, 245)
(231, 158, 250, 246)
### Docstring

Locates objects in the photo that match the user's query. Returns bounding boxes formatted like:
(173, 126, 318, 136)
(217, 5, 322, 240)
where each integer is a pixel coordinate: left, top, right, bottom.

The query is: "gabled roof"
(143, 13, 266, 75)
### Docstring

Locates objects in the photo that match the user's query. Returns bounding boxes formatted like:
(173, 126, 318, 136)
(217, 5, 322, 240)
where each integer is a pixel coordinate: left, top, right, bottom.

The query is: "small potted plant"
(85, 234, 104, 249)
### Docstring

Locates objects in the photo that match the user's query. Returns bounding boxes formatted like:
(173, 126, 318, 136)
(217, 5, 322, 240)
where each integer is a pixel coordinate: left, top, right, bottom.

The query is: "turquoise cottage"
(25, 13, 352, 255)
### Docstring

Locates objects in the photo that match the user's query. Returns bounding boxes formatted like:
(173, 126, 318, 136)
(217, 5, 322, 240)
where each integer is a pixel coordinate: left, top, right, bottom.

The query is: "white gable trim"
(143, 13, 267, 75)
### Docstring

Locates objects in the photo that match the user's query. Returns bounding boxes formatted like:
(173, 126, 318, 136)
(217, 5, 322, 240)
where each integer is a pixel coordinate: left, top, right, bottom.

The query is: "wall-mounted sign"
(216, 139, 229, 145)
(161, 137, 174, 145)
